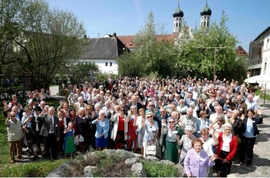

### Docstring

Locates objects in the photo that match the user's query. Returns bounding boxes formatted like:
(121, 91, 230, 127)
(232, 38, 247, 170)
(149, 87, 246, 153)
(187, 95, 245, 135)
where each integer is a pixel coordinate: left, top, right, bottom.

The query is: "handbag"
(146, 141, 157, 156)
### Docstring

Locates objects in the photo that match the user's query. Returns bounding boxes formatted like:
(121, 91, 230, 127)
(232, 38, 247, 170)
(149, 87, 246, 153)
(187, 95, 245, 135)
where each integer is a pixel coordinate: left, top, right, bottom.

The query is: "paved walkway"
(228, 99, 270, 177)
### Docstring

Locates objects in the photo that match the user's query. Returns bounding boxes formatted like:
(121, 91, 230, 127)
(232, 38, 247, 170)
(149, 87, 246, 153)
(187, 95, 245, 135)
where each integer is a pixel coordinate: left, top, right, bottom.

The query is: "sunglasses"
(168, 121, 174, 123)
(120, 110, 124, 111)
(147, 116, 153, 118)
(10, 115, 16, 117)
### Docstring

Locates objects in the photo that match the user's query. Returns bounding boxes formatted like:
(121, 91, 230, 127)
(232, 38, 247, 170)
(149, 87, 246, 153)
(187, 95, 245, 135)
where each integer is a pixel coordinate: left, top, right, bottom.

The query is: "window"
(105, 62, 108, 66)
(110, 62, 112, 66)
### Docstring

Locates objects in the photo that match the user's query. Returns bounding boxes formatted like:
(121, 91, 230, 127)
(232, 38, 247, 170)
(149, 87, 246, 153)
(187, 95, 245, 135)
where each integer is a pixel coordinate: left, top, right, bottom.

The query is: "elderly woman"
(75, 107, 91, 153)
(161, 117, 183, 163)
(228, 110, 242, 138)
(57, 101, 70, 119)
(200, 128, 219, 176)
(143, 112, 159, 157)
(209, 114, 226, 138)
(126, 105, 138, 152)
(134, 108, 146, 156)
(215, 123, 238, 177)
(184, 138, 217, 177)
(178, 125, 196, 165)
(239, 109, 263, 167)
(111, 105, 128, 150)
(196, 111, 211, 138)
(91, 110, 110, 150)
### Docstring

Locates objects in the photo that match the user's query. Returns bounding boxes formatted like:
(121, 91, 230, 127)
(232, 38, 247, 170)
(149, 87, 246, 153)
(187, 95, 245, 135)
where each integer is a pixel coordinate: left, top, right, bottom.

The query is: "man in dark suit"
(127, 95, 143, 112)
(39, 106, 60, 160)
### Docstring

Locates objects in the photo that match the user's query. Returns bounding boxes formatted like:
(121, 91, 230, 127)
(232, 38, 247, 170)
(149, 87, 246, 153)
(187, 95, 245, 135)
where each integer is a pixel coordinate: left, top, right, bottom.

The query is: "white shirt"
(136, 116, 145, 131)
(222, 133, 232, 152)
(201, 137, 215, 156)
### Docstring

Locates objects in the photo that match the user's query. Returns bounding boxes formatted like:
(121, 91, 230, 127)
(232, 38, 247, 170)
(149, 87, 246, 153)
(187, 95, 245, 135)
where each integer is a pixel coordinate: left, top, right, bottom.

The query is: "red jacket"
(216, 132, 238, 162)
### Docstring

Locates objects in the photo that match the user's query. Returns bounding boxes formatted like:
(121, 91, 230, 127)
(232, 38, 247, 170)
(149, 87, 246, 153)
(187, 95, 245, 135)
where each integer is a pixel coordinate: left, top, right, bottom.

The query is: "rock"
(134, 153, 142, 158)
(174, 163, 185, 177)
(115, 149, 134, 158)
(160, 159, 175, 165)
(125, 158, 137, 165)
(131, 163, 147, 177)
(83, 165, 96, 177)
(103, 149, 116, 155)
(46, 162, 71, 177)
(145, 155, 159, 161)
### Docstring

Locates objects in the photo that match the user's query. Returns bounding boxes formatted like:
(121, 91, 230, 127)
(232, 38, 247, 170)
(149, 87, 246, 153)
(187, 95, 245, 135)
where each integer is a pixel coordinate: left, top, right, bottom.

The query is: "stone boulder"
(131, 162, 147, 177)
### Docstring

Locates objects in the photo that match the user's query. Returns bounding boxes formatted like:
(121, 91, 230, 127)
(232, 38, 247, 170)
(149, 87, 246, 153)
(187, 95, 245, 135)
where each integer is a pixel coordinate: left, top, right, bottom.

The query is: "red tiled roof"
(235, 45, 248, 56)
(118, 34, 177, 49)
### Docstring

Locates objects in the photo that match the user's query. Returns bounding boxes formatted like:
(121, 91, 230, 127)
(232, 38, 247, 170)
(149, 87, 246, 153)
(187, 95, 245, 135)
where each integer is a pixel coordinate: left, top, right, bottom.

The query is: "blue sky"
(46, 0, 270, 52)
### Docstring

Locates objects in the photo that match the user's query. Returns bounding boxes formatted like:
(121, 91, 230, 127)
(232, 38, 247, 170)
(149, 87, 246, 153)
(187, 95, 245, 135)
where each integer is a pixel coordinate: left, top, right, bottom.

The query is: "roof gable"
(235, 45, 248, 56)
(80, 37, 118, 59)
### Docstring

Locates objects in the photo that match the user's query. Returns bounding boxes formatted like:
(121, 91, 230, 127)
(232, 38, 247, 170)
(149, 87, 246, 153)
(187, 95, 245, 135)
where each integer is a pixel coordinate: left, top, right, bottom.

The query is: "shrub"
(141, 160, 178, 177)
(0, 159, 66, 177)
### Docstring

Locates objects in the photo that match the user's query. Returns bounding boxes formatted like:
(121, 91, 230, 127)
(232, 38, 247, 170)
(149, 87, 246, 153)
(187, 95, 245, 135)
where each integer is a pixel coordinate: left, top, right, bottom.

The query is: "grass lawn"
(0, 97, 65, 176)
(255, 90, 270, 101)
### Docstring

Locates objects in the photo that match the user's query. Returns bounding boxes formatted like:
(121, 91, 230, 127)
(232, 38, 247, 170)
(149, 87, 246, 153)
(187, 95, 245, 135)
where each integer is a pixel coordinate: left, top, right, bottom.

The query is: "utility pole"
(195, 46, 228, 83)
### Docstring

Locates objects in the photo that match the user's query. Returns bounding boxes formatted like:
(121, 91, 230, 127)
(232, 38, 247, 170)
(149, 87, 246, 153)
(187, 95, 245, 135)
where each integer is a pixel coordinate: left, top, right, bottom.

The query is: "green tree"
(58, 62, 99, 85)
(13, 0, 88, 90)
(0, 0, 26, 74)
(117, 11, 176, 78)
(175, 11, 245, 81)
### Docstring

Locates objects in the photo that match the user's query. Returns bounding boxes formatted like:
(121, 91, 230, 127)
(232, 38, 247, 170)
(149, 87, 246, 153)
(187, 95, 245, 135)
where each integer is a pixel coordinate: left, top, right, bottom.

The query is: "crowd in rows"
(3, 76, 264, 177)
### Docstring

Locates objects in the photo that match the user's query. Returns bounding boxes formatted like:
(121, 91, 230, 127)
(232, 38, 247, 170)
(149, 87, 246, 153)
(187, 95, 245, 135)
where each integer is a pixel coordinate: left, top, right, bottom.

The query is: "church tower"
(173, 1, 184, 34)
(200, 1, 212, 27)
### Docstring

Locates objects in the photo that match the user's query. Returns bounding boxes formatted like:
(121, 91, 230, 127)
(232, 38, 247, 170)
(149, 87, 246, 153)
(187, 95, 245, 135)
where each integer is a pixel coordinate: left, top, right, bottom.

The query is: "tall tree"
(0, 0, 26, 74)
(117, 11, 175, 78)
(14, 0, 88, 90)
(175, 11, 245, 81)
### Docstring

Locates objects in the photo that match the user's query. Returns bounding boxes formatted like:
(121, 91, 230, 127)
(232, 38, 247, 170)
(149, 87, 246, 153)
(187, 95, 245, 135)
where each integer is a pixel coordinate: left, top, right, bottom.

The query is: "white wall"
(76, 59, 118, 74)
(260, 34, 270, 89)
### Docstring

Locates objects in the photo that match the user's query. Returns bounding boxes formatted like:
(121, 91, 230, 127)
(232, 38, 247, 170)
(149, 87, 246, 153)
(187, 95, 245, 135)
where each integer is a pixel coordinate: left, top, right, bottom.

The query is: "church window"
(105, 62, 108, 66)
(176, 23, 178, 27)
(110, 62, 112, 66)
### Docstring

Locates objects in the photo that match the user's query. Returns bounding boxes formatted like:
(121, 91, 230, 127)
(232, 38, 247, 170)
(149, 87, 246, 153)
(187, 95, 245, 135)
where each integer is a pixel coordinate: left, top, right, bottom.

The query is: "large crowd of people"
(3, 76, 264, 177)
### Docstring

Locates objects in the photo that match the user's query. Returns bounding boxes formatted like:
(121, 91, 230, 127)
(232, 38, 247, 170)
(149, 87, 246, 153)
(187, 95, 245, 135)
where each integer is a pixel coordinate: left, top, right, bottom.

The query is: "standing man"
(179, 108, 197, 134)
(127, 95, 143, 112)
(5, 111, 23, 163)
(39, 107, 60, 160)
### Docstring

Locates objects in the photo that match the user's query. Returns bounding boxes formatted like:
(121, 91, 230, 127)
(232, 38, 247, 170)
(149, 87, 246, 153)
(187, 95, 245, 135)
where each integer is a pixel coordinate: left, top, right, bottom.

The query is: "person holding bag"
(143, 112, 159, 157)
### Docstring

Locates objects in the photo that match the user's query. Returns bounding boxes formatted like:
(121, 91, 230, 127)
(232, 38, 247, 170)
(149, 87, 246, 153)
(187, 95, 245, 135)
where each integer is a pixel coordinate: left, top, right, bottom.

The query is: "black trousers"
(44, 133, 57, 159)
(240, 136, 256, 164)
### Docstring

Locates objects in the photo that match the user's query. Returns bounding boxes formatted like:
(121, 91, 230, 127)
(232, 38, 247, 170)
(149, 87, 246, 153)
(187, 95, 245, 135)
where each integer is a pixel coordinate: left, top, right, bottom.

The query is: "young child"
(63, 122, 76, 158)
